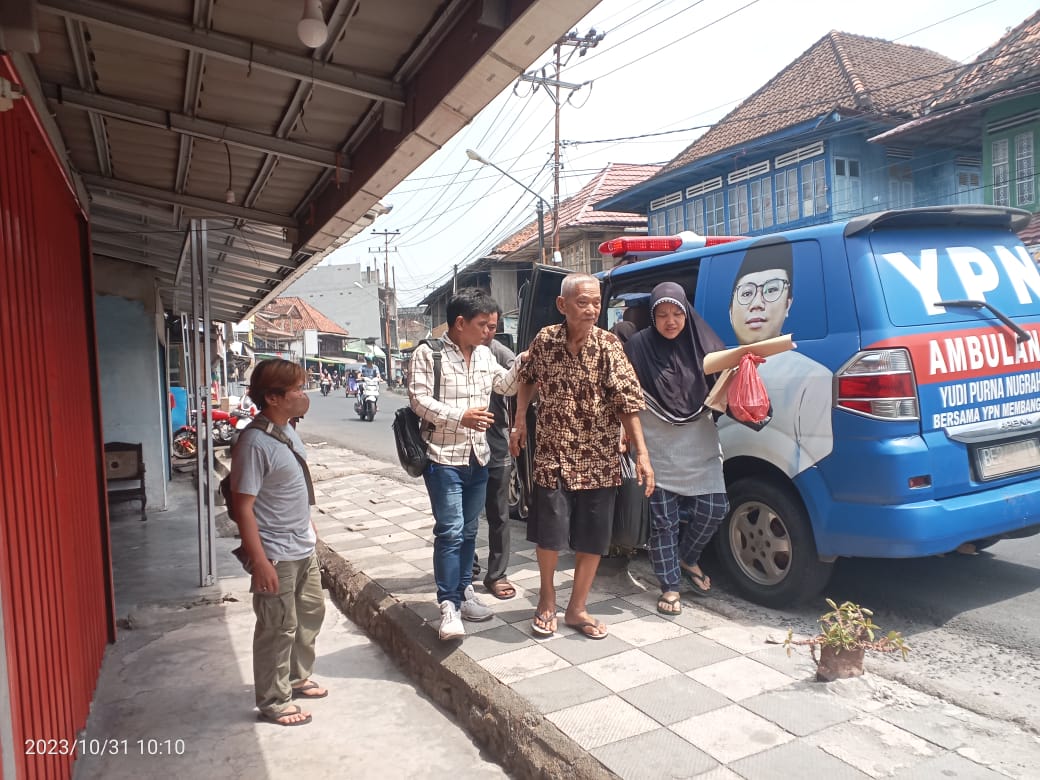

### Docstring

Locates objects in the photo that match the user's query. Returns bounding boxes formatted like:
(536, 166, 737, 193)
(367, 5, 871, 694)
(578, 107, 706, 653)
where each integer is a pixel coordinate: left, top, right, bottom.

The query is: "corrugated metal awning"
(14, 0, 599, 322)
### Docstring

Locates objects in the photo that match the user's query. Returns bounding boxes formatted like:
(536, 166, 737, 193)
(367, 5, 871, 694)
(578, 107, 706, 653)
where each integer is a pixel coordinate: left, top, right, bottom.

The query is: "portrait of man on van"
(720, 237, 834, 475)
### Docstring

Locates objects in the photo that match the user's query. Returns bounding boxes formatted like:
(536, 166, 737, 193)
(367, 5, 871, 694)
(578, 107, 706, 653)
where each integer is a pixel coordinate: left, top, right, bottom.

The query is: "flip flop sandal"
(291, 681, 328, 700)
(657, 593, 682, 615)
(683, 569, 711, 596)
(258, 705, 312, 727)
(486, 579, 517, 600)
(564, 619, 608, 640)
(531, 609, 557, 637)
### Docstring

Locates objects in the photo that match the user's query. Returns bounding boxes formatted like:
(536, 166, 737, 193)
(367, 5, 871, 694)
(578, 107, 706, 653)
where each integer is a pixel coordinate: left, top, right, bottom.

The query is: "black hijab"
(624, 282, 725, 423)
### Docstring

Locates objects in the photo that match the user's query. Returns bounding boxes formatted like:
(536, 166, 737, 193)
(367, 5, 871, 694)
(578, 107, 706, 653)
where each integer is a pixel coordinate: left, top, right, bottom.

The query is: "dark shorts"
(526, 479, 616, 556)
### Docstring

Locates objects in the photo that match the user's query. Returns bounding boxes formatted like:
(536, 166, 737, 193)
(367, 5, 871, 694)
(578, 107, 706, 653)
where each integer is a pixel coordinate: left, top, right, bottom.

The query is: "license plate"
(974, 437, 1040, 481)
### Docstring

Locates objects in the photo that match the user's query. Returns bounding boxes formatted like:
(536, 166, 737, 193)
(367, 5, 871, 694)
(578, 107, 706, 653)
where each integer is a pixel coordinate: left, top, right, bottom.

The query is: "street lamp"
(466, 148, 550, 264)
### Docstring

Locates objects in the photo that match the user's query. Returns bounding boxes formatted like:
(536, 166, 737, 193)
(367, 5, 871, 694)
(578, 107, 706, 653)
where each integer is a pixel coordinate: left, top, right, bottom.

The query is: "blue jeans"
(423, 458, 489, 607)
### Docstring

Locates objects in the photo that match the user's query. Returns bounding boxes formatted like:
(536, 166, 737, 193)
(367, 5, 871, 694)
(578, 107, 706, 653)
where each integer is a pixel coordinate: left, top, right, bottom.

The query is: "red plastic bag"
(729, 353, 770, 424)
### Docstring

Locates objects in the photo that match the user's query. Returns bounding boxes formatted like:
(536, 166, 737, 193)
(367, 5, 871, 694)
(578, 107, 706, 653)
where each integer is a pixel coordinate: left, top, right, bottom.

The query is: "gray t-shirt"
(639, 410, 726, 496)
(231, 423, 315, 561)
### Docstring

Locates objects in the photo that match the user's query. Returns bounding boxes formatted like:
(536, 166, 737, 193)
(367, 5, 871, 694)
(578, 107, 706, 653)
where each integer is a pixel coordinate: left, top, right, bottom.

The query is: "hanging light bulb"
(223, 142, 236, 204)
(297, 0, 328, 48)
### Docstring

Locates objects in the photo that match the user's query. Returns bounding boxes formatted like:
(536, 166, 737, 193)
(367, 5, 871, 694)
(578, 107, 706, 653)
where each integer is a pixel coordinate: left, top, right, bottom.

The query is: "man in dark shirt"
(511, 274, 654, 639)
(480, 305, 517, 599)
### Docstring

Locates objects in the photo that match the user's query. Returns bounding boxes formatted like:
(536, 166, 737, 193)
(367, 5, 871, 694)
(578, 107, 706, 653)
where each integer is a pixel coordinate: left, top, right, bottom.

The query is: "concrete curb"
(316, 541, 617, 780)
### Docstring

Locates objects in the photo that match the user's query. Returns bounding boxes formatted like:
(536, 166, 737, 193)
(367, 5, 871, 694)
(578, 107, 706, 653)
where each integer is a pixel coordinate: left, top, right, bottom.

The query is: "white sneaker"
(461, 585, 494, 622)
(438, 601, 465, 640)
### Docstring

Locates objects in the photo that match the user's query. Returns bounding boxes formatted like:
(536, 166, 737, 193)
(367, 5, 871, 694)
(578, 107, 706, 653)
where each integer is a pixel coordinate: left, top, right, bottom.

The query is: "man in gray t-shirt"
(230, 359, 326, 727)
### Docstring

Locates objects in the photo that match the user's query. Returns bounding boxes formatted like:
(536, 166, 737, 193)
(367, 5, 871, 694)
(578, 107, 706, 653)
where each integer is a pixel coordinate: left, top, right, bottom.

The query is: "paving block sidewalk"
(305, 441, 1040, 779)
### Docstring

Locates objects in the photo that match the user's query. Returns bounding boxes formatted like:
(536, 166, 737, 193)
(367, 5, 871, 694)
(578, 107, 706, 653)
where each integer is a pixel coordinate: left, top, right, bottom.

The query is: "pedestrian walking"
(511, 274, 654, 640)
(480, 305, 517, 600)
(624, 282, 729, 614)
(408, 288, 524, 640)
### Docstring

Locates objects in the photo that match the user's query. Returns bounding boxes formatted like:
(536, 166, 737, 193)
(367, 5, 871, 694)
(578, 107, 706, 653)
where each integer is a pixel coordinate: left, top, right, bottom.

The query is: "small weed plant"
(785, 599, 910, 659)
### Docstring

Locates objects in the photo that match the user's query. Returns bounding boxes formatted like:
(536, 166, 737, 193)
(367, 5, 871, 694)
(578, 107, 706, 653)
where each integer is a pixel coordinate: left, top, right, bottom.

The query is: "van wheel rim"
(729, 500, 792, 586)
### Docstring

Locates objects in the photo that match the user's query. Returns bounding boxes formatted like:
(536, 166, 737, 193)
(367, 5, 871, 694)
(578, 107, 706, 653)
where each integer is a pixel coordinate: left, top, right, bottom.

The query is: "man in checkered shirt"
(408, 288, 525, 640)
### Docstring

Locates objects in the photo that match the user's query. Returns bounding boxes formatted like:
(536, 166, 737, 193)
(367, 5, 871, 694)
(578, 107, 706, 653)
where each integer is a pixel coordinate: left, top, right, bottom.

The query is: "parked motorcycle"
(354, 376, 380, 421)
(171, 408, 234, 459)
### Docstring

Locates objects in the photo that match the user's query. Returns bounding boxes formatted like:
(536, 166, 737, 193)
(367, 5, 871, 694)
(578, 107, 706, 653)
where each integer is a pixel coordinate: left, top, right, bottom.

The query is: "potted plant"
(784, 599, 910, 682)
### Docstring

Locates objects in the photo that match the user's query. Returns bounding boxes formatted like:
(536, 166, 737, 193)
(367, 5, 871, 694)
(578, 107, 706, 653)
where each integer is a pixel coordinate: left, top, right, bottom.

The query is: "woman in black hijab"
(624, 282, 729, 615)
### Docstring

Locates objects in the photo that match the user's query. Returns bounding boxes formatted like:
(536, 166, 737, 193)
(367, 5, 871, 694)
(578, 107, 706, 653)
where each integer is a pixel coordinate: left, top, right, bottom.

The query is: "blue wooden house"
(871, 10, 1040, 253)
(597, 32, 967, 236)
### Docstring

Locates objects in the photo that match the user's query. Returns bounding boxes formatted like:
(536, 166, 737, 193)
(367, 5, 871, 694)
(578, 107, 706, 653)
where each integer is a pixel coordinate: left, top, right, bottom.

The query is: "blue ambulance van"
(517, 206, 1040, 606)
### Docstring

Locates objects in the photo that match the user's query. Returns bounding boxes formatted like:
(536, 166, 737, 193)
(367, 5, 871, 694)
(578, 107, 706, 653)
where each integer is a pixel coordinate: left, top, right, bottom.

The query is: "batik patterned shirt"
(518, 323, 644, 490)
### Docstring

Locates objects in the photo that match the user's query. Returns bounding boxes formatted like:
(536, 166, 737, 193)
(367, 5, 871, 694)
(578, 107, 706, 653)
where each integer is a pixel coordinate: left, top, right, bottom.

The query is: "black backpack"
(393, 339, 443, 478)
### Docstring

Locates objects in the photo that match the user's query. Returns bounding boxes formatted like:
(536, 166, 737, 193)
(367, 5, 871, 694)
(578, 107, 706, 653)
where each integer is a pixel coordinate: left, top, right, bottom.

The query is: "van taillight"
(836, 349, 919, 420)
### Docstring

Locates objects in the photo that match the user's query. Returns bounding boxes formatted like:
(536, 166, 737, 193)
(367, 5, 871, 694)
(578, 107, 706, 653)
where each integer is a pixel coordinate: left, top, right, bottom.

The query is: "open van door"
(517, 264, 572, 349)
(514, 264, 574, 519)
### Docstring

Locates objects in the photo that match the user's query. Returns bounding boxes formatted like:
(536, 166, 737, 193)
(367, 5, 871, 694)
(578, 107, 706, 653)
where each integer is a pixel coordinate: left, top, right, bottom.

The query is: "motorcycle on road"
(354, 376, 380, 421)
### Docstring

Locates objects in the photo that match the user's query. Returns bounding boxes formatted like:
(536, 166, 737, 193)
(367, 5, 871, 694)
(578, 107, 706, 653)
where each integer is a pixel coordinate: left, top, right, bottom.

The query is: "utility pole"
(520, 28, 604, 257)
(369, 230, 399, 382)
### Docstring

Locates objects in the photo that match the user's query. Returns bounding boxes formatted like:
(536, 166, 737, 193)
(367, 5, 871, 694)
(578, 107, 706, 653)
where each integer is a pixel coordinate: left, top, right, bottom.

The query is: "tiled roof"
(258, 296, 349, 336)
(1019, 211, 1040, 247)
(928, 10, 1040, 109)
(661, 31, 957, 174)
(493, 163, 661, 253)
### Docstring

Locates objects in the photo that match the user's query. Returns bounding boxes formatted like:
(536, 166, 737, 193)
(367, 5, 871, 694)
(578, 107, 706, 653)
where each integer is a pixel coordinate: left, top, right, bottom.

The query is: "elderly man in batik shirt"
(511, 274, 654, 640)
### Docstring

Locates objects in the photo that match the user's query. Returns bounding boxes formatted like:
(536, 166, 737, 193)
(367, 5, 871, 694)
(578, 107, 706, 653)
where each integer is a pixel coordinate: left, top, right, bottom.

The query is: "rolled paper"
(703, 334, 795, 375)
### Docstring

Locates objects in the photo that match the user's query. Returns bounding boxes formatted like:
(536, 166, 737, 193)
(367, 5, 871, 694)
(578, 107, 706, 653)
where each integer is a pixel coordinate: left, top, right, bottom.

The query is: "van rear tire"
(715, 477, 832, 608)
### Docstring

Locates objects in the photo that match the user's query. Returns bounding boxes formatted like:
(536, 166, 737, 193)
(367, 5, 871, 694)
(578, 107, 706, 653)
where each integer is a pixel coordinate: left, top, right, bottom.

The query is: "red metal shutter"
(1, 56, 113, 780)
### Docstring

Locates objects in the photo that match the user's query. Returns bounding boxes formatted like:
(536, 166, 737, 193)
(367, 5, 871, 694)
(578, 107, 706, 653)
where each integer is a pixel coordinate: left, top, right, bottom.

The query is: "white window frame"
(749, 177, 773, 230)
(727, 184, 749, 233)
(705, 191, 725, 236)
(685, 198, 705, 235)
(992, 138, 1010, 207)
(775, 169, 798, 224)
(1015, 131, 1035, 206)
(833, 157, 862, 214)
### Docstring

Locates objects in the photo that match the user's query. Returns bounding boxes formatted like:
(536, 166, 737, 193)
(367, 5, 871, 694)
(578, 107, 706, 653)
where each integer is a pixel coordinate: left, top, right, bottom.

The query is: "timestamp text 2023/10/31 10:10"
(25, 738, 187, 756)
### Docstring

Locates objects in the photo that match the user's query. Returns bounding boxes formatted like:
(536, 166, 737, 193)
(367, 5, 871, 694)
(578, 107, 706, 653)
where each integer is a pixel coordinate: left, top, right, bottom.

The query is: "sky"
(321, 0, 1039, 305)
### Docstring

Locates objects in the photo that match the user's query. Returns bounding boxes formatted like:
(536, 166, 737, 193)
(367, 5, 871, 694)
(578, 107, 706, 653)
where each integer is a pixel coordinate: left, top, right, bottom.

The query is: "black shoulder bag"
(393, 339, 443, 478)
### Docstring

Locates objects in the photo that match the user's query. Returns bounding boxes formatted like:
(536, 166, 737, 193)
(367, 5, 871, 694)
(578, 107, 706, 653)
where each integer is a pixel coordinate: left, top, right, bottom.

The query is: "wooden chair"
(104, 442, 147, 521)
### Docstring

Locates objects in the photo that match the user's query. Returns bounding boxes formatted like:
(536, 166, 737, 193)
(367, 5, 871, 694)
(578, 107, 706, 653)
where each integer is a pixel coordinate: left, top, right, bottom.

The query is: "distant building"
(285, 262, 394, 350)
(599, 32, 961, 235)
(253, 296, 349, 374)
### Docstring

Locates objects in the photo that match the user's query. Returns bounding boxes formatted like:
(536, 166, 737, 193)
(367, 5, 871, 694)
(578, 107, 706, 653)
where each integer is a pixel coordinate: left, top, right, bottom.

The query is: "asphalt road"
(297, 386, 1040, 727)
(297, 385, 410, 463)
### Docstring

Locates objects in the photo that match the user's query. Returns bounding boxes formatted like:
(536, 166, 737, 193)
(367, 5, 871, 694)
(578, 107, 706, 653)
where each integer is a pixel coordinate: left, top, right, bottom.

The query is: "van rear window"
(871, 229, 1040, 326)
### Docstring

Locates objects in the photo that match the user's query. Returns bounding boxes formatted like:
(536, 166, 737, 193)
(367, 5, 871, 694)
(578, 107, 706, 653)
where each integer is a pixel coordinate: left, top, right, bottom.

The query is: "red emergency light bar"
(598, 231, 745, 259)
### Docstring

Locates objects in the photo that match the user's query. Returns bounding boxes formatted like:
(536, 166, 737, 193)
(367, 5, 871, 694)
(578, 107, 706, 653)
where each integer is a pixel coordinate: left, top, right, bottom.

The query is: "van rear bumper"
(797, 470, 1040, 557)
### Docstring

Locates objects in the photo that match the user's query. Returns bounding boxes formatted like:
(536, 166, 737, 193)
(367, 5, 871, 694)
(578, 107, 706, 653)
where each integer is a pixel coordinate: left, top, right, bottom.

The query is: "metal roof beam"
(45, 84, 346, 169)
(90, 231, 180, 256)
(63, 18, 112, 177)
(81, 174, 297, 229)
(242, 0, 361, 209)
(211, 261, 289, 282)
(90, 195, 178, 224)
(39, 0, 404, 105)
